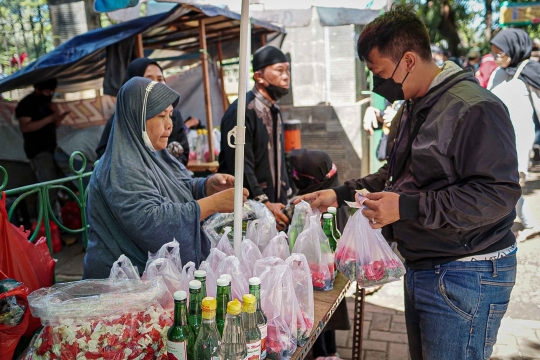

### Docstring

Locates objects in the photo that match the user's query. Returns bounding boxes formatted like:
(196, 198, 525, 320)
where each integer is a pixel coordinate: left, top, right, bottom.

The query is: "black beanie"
(34, 78, 58, 91)
(252, 46, 288, 71)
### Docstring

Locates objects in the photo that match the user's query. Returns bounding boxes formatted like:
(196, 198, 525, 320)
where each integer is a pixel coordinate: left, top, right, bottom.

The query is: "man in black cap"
(219, 45, 291, 229)
(16, 78, 69, 186)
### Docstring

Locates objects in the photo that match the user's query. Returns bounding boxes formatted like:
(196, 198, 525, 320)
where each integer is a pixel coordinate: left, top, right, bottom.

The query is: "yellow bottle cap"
(227, 299, 242, 316)
(202, 297, 217, 319)
(242, 294, 256, 313)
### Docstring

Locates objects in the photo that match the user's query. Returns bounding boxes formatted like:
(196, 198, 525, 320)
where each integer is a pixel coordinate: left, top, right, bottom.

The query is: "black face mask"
(265, 83, 289, 101)
(372, 57, 409, 103)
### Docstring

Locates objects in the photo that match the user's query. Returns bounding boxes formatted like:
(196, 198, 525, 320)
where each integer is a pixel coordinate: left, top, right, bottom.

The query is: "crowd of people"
(9, 3, 540, 359)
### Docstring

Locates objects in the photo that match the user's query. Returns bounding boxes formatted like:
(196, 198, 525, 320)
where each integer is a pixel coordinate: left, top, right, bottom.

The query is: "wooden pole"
(134, 34, 144, 58)
(216, 42, 229, 113)
(199, 19, 215, 162)
(261, 34, 267, 46)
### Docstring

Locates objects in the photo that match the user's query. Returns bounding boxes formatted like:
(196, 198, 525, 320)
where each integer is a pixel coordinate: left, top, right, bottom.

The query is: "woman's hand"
(197, 188, 249, 221)
(294, 189, 338, 213)
(206, 173, 235, 196)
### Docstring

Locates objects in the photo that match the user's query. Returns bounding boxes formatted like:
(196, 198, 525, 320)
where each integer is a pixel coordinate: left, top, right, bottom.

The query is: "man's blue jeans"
(404, 253, 517, 360)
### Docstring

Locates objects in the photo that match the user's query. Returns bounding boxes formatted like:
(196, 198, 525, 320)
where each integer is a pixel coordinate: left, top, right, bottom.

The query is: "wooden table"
(290, 273, 366, 360)
(186, 160, 219, 173)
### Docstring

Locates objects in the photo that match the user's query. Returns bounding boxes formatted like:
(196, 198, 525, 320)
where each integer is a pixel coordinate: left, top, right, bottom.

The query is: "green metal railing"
(0, 151, 92, 253)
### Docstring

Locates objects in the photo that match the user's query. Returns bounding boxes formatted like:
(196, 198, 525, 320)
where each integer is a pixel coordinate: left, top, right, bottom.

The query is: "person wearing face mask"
(488, 28, 540, 242)
(218, 45, 292, 230)
(296, 5, 520, 360)
(15, 78, 69, 195)
(84, 77, 248, 278)
(95, 58, 198, 165)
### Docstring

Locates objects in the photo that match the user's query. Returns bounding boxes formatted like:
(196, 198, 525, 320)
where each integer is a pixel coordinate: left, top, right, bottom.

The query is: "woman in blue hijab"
(83, 77, 247, 278)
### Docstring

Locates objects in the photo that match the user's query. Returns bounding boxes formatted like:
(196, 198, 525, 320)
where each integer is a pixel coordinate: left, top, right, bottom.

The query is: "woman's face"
(491, 44, 511, 68)
(143, 64, 165, 83)
(146, 105, 173, 150)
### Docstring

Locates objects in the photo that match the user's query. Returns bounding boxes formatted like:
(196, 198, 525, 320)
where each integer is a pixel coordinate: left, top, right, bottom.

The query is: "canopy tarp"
(0, 2, 285, 94)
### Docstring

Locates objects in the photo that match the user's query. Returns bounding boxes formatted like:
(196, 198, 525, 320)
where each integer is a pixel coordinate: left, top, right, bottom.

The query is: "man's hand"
(294, 189, 338, 213)
(206, 173, 235, 196)
(265, 202, 289, 231)
(361, 192, 400, 229)
(185, 117, 201, 129)
(55, 111, 70, 126)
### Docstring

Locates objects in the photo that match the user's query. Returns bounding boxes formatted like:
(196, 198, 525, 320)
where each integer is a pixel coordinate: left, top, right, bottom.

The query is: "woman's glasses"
(492, 51, 506, 59)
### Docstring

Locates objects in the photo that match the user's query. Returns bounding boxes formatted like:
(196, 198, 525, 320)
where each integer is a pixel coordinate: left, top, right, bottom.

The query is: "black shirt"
(15, 93, 57, 159)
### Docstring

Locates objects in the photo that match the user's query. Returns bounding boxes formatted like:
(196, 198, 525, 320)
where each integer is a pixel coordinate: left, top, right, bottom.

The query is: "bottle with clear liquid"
(196, 129, 204, 161)
(327, 206, 342, 240)
(242, 294, 262, 360)
(216, 277, 231, 337)
(194, 270, 207, 299)
(322, 213, 338, 252)
(167, 290, 195, 360)
(219, 299, 247, 360)
(249, 277, 267, 360)
(194, 297, 221, 360)
(188, 280, 203, 339)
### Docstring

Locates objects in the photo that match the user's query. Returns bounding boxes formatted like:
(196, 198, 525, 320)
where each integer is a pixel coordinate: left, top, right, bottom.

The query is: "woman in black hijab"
(489, 29, 540, 242)
(96, 58, 192, 165)
(290, 148, 350, 360)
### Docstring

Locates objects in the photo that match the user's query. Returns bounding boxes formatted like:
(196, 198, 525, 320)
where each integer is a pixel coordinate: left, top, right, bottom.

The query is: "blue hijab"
(84, 77, 209, 278)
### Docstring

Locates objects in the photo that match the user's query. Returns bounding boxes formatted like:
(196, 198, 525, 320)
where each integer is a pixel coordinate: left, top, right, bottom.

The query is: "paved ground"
(54, 173, 540, 360)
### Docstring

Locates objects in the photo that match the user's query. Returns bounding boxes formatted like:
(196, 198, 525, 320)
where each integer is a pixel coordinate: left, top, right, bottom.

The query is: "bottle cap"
(189, 280, 202, 290)
(248, 277, 261, 286)
(194, 270, 206, 278)
(242, 294, 257, 313)
(173, 290, 187, 301)
(227, 299, 242, 316)
(323, 213, 333, 219)
(201, 297, 217, 311)
(327, 207, 337, 213)
(220, 274, 232, 282)
(217, 278, 230, 287)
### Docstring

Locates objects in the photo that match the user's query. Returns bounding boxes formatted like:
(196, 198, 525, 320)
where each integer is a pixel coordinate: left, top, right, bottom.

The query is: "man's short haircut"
(357, 5, 432, 64)
(34, 78, 58, 91)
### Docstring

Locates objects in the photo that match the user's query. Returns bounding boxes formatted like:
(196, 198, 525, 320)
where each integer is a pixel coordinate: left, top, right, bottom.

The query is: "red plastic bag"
(60, 200, 82, 231)
(0, 270, 30, 360)
(31, 220, 62, 253)
(0, 192, 56, 335)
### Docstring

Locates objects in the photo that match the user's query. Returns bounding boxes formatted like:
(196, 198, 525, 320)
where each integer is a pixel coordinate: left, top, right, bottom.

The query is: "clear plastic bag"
(292, 214, 335, 291)
(216, 256, 248, 301)
(206, 248, 227, 274)
(241, 239, 264, 279)
(262, 232, 291, 261)
(216, 227, 234, 256)
(142, 258, 182, 309)
(179, 262, 196, 294)
(245, 216, 278, 253)
(335, 211, 406, 287)
(0, 273, 30, 360)
(145, 238, 182, 273)
(285, 253, 314, 345)
(109, 254, 141, 281)
(202, 200, 271, 247)
(253, 257, 286, 279)
(260, 264, 298, 360)
(198, 261, 217, 298)
(287, 200, 313, 252)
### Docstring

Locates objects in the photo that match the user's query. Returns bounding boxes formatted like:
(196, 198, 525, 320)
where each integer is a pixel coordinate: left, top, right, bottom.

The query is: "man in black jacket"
(298, 6, 520, 360)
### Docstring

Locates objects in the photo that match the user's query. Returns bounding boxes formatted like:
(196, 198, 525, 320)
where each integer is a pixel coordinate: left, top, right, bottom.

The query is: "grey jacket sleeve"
(400, 101, 521, 230)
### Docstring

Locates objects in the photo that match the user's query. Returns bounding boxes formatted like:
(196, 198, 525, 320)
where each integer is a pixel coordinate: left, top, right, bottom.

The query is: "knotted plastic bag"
(292, 214, 335, 291)
(287, 200, 313, 252)
(253, 257, 286, 279)
(216, 227, 234, 256)
(262, 232, 291, 261)
(109, 254, 141, 280)
(198, 261, 217, 298)
(206, 247, 227, 274)
(336, 211, 406, 287)
(216, 256, 248, 301)
(179, 262, 196, 294)
(241, 239, 264, 279)
(286, 253, 314, 345)
(145, 238, 182, 273)
(0, 272, 30, 360)
(245, 215, 278, 253)
(142, 258, 182, 309)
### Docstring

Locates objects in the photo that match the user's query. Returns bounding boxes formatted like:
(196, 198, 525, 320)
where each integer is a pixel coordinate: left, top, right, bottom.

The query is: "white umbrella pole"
(232, 0, 250, 259)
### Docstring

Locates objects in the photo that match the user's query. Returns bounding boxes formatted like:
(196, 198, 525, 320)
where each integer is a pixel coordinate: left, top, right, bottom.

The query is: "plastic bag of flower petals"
(335, 210, 406, 288)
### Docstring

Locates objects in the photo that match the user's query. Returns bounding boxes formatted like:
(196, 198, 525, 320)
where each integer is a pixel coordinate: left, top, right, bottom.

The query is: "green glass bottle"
(194, 269, 207, 299)
(188, 280, 203, 339)
(216, 277, 231, 337)
(327, 207, 342, 240)
(167, 290, 195, 360)
(219, 299, 247, 360)
(242, 294, 262, 360)
(322, 213, 338, 252)
(195, 297, 221, 360)
(249, 277, 267, 359)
